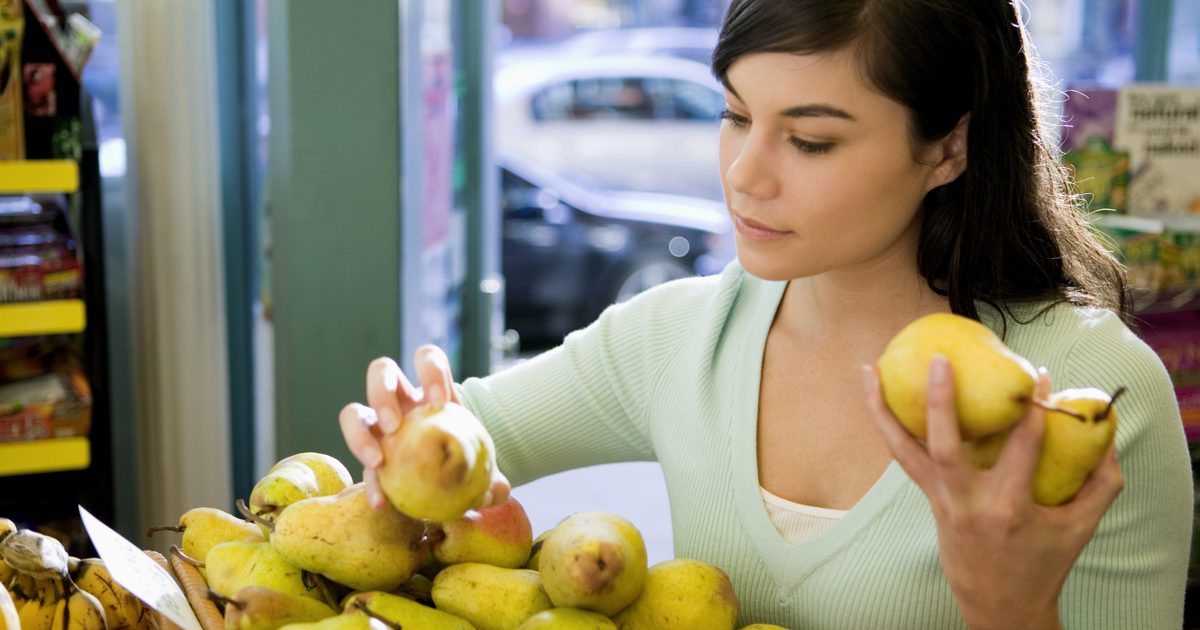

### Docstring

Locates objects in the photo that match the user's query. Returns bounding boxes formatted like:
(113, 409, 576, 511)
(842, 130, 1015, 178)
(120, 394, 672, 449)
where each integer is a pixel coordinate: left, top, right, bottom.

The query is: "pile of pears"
(877, 313, 1125, 505)
(145, 403, 786, 630)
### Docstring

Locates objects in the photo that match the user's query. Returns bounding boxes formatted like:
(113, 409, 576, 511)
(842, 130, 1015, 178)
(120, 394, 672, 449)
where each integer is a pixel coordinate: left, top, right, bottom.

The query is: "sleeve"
(455, 276, 713, 487)
(1057, 312, 1194, 629)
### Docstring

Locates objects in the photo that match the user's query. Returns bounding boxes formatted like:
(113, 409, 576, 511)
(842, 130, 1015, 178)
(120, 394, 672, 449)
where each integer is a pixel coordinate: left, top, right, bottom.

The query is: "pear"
(249, 461, 323, 533)
(525, 528, 552, 571)
(271, 452, 354, 496)
(431, 563, 552, 630)
(271, 483, 429, 591)
(876, 313, 1037, 440)
(377, 402, 497, 522)
(149, 507, 265, 576)
(206, 541, 326, 604)
(433, 496, 533, 568)
(517, 608, 617, 629)
(965, 388, 1122, 506)
(277, 613, 372, 630)
(343, 590, 475, 629)
(738, 626, 791, 629)
(218, 585, 337, 629)
(539, 513, 647, 616)
(612, 559, 738, 630)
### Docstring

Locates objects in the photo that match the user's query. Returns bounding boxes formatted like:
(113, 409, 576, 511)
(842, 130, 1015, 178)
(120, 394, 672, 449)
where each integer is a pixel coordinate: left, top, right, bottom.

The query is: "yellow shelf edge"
(0, 160, 80, 194)
(0, 438, 90, 476)
(0, 300, 86, 338)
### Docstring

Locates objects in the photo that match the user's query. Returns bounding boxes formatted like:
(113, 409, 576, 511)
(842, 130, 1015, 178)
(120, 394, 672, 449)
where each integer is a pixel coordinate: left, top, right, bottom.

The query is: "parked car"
(500, 153, 732, 348)
(494, 54, 727, 202)
(552, 27, 719, 65)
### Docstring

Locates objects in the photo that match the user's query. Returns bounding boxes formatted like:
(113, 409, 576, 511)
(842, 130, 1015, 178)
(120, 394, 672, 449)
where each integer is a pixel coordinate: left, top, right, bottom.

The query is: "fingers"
(367, 357, 419, 434)
(862, 365, 933, 486)
(340, 403, 383, 468)
(414, 345, 462, 408)
(363, 465, 388, 510)
(995, 368, 1051, 491)
(924, 355, 965, 471)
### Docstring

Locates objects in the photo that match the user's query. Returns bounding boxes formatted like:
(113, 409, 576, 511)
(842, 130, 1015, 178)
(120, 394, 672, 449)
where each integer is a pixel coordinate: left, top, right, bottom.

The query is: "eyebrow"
(723, 79, 856, 121)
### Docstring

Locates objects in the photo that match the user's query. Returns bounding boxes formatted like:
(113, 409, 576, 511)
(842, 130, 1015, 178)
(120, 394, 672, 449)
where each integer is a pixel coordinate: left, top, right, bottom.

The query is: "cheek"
(717, 128, 741, 189)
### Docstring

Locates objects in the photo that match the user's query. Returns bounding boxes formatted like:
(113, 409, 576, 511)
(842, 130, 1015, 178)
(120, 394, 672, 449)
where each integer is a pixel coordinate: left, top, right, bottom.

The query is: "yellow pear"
(612, 559, 738, 630)
(517, 608, 616, 629)
(277, 613, 373, 630)
(218, 585, 337, 629)
(738, 626, 791, 629)
(149, 507, 265, 576)
(539, 513, 646, 617)
(271, 483, 429, 591)
(271, 453, 354, 496)
(377, 402, 497, 522)
(431, 563, 551, 630)
(433, 496, 534, 569)
(876, 313, 1037, 440)
(248, 462, 323, 533)
(206, 541, 327, 604)
(343, 590, 475, 629)
(525, 528, 553, 571)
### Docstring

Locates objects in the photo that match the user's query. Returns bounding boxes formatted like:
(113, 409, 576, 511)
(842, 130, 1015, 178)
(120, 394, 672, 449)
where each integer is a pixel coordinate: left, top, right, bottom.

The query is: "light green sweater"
(459, 262, 1193, 629)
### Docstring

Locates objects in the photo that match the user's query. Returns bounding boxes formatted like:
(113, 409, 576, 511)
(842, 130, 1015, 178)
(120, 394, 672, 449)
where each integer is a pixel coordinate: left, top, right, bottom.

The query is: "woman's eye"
(719, 109, 749, 128)
(789, 137, 835, 155)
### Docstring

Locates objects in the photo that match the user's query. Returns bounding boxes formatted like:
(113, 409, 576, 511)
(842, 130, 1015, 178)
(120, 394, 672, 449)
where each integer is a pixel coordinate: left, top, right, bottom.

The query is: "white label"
(78, 506, 204, 630)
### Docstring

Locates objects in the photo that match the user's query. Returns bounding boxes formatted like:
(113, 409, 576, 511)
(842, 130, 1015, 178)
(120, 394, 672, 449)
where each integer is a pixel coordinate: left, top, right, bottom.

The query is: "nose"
(724, 131, 781, 200)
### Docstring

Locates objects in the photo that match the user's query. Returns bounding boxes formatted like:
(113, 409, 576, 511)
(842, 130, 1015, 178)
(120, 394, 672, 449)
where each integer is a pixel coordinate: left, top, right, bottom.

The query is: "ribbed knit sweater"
(459, 262, 1193, 629)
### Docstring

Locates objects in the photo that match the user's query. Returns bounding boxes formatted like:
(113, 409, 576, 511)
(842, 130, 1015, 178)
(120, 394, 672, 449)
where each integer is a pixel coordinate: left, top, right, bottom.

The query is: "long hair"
(712, 0, 1131, 329)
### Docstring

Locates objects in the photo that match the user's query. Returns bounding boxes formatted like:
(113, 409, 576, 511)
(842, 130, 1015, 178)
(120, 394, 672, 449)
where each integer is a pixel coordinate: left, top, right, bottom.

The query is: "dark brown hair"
(712, 0, 1131, 328)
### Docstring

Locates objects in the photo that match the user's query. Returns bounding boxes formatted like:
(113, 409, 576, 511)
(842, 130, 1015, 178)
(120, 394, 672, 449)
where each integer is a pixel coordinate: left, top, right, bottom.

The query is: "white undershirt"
(760, 486, 849, 544)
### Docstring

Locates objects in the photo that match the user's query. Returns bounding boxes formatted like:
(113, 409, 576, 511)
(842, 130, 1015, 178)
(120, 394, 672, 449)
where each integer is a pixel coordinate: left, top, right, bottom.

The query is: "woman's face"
(719, 49, 949, 281)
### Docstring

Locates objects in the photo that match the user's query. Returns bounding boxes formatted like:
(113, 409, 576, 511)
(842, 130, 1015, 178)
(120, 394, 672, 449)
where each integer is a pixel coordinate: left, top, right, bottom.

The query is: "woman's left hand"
(862, 355, 1125, 630)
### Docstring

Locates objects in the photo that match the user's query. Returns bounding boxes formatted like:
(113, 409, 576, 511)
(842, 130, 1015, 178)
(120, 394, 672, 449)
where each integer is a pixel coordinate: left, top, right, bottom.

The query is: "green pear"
(431, 563, 552, 630)
(343, 590, 475, 629)
(738, 626, 791, 629)
(525, 528, 553, 571)
(433, 496, 533, 568)
(517, 608, 616, 629)
(271, 483, 429, 591)
(377, 402, 497, 523)
(205, 541, 326, 604)
(148, 507, 265, 578)
(876, 313, 1037, 440)
(539, 513, 646, 617)
(249, 461, 322, 533)
(277, 613, 372, 630)
(220, 585, 337, 629)
(271, 452, 354, 496)
(612, 559, 738, 630)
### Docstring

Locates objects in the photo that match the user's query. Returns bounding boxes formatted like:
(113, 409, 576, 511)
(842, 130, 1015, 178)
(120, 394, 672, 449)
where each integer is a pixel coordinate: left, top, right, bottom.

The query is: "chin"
(737, 252, 815, 282)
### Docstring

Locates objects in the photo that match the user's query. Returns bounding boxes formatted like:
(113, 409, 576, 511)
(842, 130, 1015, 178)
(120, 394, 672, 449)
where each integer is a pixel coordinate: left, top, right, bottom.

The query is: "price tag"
(78, 506, 203, 630)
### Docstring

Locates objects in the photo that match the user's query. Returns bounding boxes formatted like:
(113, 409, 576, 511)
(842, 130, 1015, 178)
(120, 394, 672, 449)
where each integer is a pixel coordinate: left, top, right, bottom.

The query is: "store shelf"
(0, 300, 86, 338)
(0, 438, 90, 476)
(0, 160, 79, 195)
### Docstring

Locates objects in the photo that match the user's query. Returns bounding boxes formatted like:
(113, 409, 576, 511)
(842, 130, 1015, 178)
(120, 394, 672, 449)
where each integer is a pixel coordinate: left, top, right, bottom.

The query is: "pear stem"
(145, 525, 185, 538)
(235, 499, 276, 532)
(169, 545, 206, 569)
(353, 600, 403, 630)
(1099, 386, 1128, 421)
(207, 591, 244, 611)
(393, 583, 434, 606)
(303, 571, 339, 609)
(1028, 398, 1088, 421)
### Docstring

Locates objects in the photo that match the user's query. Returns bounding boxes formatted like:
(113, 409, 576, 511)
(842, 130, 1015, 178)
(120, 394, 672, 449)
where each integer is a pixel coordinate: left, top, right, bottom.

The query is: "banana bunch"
(1, 518, 158, 630)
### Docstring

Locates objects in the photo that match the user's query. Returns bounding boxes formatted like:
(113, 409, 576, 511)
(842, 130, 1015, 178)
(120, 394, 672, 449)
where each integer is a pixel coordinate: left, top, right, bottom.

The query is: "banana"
(0, 518, 16, 540)
(52, 588, 108, 630)
(74, 559, 144, 629)
(0, 580, 20, 630)
(37, 577, 66, 604)
(0, 561, 14, 590)
(10, 571, 39, 601)
(19, 597, 59, 630)
(0, 530, 70, 580)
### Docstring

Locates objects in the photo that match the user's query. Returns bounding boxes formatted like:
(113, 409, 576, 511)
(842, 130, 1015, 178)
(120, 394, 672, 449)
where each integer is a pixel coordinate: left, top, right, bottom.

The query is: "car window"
(531, 76, 722, 122)
(656, 79, 723, 121)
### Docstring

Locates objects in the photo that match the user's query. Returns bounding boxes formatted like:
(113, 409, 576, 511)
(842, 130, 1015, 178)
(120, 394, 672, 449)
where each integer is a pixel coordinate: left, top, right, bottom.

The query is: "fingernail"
(930, 355, 949, 384)
(363, 444, 383, 468)
(380, 407, 400, 434)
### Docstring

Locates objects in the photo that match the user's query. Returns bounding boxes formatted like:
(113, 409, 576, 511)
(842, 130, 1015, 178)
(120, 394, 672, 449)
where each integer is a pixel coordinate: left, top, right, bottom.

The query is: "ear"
(924, 114, 969, 192)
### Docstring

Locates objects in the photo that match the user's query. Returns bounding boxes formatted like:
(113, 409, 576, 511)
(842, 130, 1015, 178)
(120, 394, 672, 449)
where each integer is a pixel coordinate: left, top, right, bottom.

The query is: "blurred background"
(0, 0, 1198, 621)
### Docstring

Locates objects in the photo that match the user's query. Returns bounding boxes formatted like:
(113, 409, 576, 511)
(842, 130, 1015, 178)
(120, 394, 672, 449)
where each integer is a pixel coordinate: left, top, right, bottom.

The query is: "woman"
(341, 0, 1192, 627)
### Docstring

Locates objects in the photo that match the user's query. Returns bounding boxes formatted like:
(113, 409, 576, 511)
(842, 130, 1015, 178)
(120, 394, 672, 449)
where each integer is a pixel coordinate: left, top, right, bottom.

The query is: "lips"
(733, 214, 791, 241)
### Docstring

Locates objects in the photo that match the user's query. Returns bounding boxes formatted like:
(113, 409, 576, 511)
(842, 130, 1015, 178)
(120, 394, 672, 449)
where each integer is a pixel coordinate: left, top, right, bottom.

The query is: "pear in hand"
(205, 541, 325, 604)
(270, 483, 429, 591)
(517, 608, 617, 629)
(216, 585, 336, 629)
(539, 512, 647, 616)
(612, 559, 739, 630)
(431, 563, 552, 630)
(343, 590, 475, 629)
(377, 402, 497, 522)
(148, 507, 265, 573)
(432, 495, 533, 568)
(877, 313, 1037, 440)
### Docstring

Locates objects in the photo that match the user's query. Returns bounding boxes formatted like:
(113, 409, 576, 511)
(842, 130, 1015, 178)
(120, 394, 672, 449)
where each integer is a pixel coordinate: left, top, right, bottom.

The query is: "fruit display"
(878, 312, 1126, 505)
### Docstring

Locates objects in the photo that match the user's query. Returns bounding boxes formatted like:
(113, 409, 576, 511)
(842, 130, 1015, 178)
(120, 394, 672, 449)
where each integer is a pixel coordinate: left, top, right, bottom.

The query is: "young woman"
(340, 0, 1192, 627)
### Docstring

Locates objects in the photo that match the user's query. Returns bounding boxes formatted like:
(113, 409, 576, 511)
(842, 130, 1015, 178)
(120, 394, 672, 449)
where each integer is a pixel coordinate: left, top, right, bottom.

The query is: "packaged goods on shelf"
(0, 354, 90, 442)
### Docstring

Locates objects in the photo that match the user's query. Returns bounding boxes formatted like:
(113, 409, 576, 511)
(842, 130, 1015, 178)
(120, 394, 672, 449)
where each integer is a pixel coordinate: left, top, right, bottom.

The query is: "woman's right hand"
(339, 344, 511, 510)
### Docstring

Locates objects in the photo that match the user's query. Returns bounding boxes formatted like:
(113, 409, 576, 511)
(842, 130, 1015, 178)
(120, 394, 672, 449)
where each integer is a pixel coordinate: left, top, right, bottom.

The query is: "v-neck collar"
(730, 277, 910, 595)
